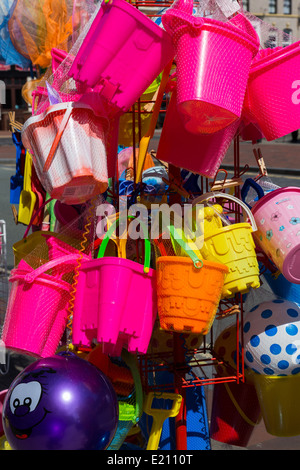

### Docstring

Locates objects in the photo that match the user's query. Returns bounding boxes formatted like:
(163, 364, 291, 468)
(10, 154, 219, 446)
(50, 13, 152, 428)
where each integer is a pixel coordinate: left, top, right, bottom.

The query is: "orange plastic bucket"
(156, 256, 228, 334)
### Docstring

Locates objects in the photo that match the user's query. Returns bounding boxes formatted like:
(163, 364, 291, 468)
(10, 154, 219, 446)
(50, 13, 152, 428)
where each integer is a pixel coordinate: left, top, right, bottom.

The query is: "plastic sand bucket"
(210, 381, 261, 447)
(192, 192, 260, 298)
(156, 254, 228, 334)
(162, 2, 259, 134)
(21, 102, 109, 205)
(68, 0, 174, 115)
(1, 254, 85, 358)
(253, 373, 300, 437)
(245, 185, 300, 284)
(156, 88, 241, 178)
(210, 325, 261, 447)
(51, 47, 69, 72)
(244, 41, 300, 141)
(72, 216, 157, 355)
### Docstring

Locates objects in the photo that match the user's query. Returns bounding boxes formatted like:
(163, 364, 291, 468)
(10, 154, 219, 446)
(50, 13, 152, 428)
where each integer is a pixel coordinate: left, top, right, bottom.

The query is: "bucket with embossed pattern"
(192, 192, 260, 298)
(156, 256, 228, 334)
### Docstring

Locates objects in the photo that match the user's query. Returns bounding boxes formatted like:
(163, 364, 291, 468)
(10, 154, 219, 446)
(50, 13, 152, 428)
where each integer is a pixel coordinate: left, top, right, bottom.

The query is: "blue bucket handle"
(241, 178, 265, 208)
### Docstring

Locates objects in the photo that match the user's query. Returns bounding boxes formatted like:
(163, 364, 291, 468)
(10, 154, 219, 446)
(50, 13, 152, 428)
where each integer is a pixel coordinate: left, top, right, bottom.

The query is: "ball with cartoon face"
(2, 352, 119, 450)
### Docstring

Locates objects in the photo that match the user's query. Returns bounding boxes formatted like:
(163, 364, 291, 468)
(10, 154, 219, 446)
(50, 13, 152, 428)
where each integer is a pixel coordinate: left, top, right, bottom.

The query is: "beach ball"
(2, 352, 118, 450)
(243, 300, 300, 376)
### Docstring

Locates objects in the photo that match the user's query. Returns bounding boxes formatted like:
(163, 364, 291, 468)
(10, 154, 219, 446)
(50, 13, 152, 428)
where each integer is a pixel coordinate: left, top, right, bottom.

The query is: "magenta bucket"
(68, 0, 175, 114)
(1, 254, 84, 358)
(72, 218, 157, 355)
(249, 186, 300, 284)
(244, 42, 300, 141)
(162, 7, 259, 134)
(156, 88, 240, 178)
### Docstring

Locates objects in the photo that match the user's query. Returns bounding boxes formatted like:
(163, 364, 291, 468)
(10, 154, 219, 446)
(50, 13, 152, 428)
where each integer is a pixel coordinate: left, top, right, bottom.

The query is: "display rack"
(121, 0, 251, 450)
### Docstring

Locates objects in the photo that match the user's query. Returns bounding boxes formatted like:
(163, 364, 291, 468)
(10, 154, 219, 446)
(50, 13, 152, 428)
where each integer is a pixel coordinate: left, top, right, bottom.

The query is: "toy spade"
(10, 132, 24, 204)
(18, 151, 37, 225)
(144, 392, 182, 450)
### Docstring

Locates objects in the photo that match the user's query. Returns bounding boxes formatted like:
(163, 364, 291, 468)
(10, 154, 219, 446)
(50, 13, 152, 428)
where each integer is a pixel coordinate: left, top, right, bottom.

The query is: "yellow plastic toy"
(192, 192, 260, 298)
(144, 392, 182, 450)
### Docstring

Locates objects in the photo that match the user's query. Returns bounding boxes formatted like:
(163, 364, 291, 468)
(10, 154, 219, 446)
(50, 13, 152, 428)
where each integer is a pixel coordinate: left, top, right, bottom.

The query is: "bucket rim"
(203, 222, 254, 240)
(162, 8, 259, 53)
(156, 255, 229, 272)
(249, 40, 300, 77)
(79, 256, 157, 276)
(103, 0, 173, 40)
(251, 187, 300, 215)
(22, 101, 105, 134)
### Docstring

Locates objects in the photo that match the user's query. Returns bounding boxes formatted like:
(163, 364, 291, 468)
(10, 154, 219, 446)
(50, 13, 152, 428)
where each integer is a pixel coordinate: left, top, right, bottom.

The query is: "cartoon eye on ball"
(10, 382, 42, 416)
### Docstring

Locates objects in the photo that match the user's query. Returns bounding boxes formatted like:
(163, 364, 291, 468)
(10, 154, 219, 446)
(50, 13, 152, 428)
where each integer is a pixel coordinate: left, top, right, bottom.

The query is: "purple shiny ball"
(2, 352, 119, 450)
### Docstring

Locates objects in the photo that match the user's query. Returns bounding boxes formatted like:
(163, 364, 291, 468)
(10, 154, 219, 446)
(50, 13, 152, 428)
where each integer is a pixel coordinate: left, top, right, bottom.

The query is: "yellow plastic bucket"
(118, 75, 161, 147)
(192, 192, 260, 299)
(253, 373, 300, 437)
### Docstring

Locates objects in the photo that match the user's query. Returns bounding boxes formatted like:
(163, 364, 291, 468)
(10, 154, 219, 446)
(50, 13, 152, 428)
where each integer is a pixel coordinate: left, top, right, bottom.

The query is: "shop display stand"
(121, 1, 249, 450)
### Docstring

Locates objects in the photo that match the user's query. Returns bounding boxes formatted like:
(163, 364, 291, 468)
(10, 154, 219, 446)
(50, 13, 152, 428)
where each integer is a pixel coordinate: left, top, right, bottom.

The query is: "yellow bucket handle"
(224, 382, 261, 427)
(192, 192, 257, 232)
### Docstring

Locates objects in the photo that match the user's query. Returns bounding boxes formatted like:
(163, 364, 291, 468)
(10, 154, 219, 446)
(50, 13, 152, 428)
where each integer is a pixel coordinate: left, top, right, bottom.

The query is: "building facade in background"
(243, 0, 299, 45)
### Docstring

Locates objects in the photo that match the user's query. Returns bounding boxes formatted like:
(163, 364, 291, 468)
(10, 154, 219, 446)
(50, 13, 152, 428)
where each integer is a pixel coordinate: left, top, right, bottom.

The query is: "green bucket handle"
(167, 224, 203, 269)
(97, 215, 151, 274)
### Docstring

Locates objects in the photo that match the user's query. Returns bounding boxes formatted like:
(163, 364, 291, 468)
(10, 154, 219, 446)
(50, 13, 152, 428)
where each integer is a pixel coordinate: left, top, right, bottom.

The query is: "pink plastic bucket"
(51, 48, 69, 72)
(22, 102, 109, 205)
(68, 0, 175, 114)
(1, 254, 85, 358)
(72, 217, 157, 355)
(162, 6, 259, 134)
(72, 257, 157, 355)
(250, 187, 300, 284)
(245, 42, 300, 141)
(156, 88, 241, 178)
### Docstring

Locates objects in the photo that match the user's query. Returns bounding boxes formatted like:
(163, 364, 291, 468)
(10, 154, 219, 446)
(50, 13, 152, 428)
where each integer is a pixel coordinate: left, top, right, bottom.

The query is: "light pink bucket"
(244, 42, 300, 141)
(156, 88, 241, 178)
(251, 187, 300, 284)
(1, 254, 87, 358)
(162, 4, 259, 134)
(68, 0, 175, 115)
(22, 102, 109, 205)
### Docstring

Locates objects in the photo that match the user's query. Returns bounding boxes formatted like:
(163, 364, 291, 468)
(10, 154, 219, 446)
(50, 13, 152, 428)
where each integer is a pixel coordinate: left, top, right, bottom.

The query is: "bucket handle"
(162, 8, 204, 35)
(11, 253, 88, 283)
(241, 178, 265, 208)
(97, 215, 151, 274)
(167, 224, 203, 269)
(43, 104, 73, 173)
(192, 192, 258, 232)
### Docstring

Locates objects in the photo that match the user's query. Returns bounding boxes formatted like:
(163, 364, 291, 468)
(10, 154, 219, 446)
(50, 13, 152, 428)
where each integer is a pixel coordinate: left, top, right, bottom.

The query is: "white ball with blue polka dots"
(243, 299, 300, 376)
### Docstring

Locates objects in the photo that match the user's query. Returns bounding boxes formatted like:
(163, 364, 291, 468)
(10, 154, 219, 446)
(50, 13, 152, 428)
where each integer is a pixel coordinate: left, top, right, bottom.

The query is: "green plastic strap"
(97, 215, 151, 273)
(167, 225, 203, 269)
(121, 349, 143, 423)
